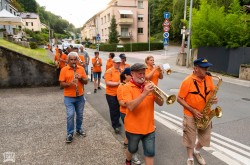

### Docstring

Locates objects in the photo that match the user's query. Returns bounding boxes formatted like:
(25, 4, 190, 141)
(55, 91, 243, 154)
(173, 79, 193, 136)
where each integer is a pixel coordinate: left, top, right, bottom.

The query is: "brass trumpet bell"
(162, 63, 172, 75)
(151, 81, 176, 105)
(166, 94, 176, 105)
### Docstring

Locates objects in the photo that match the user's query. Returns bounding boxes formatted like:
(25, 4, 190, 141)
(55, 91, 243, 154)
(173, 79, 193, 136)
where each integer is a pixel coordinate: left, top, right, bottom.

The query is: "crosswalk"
(155, 111, 250, 165)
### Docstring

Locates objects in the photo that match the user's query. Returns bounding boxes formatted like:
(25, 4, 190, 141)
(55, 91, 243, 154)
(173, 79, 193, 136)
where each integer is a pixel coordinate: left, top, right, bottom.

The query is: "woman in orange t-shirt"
(92, 51, 102, 93)
(145, 55, 163, 86)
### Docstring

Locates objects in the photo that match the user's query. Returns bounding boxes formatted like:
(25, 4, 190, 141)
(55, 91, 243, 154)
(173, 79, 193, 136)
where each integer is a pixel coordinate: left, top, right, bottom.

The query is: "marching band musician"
(145, 56, 163, 86)
(59, 52, 88, 143)
(119, 54, 130, 72)
(177, 58, 218, 165)
(72, 47, 86, 68)
(54, 49, 67, 79)
(92, 51, 102, 93)
(122, 63, 163, 165)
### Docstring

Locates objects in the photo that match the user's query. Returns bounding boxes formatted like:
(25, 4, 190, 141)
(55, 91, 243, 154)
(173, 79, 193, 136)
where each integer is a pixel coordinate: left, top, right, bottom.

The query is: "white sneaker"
(132, 154, 141, 165)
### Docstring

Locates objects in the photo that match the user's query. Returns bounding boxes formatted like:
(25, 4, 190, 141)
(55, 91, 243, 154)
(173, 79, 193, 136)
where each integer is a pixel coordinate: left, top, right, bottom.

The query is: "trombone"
(148, 81, 176, 105)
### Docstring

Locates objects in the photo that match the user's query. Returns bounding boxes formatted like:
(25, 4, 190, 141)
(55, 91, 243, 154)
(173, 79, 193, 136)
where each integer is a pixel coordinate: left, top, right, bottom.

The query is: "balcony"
(118, 18, 133, 25)
(119, 32, 131, 39)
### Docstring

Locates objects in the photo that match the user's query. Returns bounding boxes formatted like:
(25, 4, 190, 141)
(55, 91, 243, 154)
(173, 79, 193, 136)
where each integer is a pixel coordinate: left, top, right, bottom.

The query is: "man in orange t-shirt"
(54, 49, 67, 79)
(92, 51, 102, 93)
(59, 52, 88, 143)
(119, 53, 130, 72)
(177, 58, 218, 165)
(122, 63, 163, 165)
(106, 52, 115, 71)
(105, 56, 122, 133)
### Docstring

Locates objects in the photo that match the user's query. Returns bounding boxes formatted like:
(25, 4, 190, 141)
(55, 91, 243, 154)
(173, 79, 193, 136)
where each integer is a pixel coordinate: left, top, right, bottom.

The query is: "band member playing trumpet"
(122, 63, 163, 165)
(177, 58, 218, 165)
(54, 49, 67, 79)
(145, 56, 163, 86)
(59, 52, 88, 143)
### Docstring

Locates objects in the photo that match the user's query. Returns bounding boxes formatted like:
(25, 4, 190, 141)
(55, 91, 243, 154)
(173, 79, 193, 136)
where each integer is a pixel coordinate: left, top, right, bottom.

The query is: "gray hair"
(67, 52, 78, 63)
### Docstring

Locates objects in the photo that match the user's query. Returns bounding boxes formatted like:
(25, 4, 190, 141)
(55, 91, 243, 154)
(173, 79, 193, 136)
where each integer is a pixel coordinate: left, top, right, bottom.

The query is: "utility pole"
(181, 0, 187, 53)
(186, 0, 193, 67)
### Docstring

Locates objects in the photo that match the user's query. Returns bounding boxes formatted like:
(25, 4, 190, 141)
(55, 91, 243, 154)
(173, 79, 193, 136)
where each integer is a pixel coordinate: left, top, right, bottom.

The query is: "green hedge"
(99, 42, 163, 52)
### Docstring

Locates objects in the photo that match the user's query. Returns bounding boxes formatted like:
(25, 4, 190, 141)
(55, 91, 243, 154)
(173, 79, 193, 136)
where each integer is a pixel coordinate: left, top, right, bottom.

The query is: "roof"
(0, 9, 17, 18)
(19, 13, 39, 19)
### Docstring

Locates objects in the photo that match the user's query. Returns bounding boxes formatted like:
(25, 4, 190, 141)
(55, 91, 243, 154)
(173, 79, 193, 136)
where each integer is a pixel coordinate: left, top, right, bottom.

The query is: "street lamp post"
(148, 4, 154, 52)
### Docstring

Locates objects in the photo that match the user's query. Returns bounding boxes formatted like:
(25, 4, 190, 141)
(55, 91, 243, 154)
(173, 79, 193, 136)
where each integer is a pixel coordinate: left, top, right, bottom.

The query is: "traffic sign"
(163, 26, 170, 32)
(164, 12, 170, 19)
(162, 19, 171, 27)
(163, 32, 169, 38)
(96, 36, 101, 41)
(163, 38, 169, 46)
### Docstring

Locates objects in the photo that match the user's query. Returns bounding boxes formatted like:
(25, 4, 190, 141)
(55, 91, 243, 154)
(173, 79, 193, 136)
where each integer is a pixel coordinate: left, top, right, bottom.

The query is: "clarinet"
(73, 64, 79, 96)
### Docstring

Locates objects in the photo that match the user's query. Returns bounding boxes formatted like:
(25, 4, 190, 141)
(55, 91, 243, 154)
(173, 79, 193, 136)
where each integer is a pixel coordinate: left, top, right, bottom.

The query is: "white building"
(19, 13, 42, 32)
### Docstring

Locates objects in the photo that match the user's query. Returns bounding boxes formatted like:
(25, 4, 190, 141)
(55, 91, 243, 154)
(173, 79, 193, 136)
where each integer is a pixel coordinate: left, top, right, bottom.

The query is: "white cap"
(112, 56, 121, 63)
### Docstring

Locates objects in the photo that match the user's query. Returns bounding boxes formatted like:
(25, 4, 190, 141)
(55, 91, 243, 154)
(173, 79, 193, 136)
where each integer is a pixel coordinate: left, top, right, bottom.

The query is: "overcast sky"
(36, 0, 110, 28)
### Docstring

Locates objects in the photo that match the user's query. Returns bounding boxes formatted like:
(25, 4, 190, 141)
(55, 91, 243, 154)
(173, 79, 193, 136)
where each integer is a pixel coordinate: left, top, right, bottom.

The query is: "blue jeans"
(126, 131, 155, 157)
(64, 95, 85, 135)
(84, 64, 89, 75)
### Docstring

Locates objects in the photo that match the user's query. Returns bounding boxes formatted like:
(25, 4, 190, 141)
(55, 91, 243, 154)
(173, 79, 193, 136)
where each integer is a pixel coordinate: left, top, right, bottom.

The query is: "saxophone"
(195, 74, 222, 130)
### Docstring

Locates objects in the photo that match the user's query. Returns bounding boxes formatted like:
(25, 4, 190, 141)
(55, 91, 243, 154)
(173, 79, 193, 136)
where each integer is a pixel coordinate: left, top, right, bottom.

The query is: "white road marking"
(155, 111, 250, 165)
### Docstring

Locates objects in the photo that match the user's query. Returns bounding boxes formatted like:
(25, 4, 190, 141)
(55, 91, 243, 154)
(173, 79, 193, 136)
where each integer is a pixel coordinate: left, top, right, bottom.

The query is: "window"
(121, 27, 129, 37)
(26, 22, 28, 26)
(138, 14, 143, 21)
(104, 16, 106, 23)
(138, 28, 143, 34)
(121, 14, 128, 18)
(138, 0, 143, 8)
(101, 18, 103, 25)
(10, 9, 12, 13)
(31, 22, 33, 26)
(108, 14, 110, 22)
(102, 29, 104, 36)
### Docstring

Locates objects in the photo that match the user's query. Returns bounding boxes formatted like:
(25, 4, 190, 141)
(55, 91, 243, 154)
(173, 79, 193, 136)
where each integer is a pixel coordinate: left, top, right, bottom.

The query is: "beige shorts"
(182, 115, 211, 149)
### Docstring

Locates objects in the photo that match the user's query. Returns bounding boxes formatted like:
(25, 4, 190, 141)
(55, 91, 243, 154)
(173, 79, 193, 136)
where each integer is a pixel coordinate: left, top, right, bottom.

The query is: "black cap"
(194, 58, 213, 68)
(119, 54, 126, 59)
(131, 63, 147, 71)
(121, 67, 131, 75)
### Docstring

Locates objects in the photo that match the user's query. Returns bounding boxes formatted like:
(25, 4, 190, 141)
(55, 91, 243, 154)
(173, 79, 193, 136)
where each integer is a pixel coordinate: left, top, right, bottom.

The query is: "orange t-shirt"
(117, 83, 127, 114)
(105, 67, 120, 96)
(120, 63, 130, 72)
(106, 58, 113, 71)
(145, 65, 161, 85)
(123, 82, 155, 134)
(59, 65, 87, 97)
(77, 55, 85, 66)
(178, 74, 215, 117)
(55, 47, 59, 55)
(92, 57, 102, 72)
(54, 53, 67, 69)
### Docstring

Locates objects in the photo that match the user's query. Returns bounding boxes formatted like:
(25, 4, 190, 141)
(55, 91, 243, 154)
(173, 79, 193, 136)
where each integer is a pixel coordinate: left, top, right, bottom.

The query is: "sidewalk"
(0, 87, 124, 164)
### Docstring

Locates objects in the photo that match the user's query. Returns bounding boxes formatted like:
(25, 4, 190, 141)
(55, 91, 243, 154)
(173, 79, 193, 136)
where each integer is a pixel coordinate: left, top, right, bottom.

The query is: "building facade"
(19, 13, 42, 32)
(0, 0, 19, 35)
(81, 0, 148, 44)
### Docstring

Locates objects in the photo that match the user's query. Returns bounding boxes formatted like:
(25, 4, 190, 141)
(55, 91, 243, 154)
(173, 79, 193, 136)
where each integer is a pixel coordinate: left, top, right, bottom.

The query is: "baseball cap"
(113, 56, 121, 63)
(122, 67, 131, 75)
(194, 58, 213, 68)
(131, 63, 147, 71)
(119, 54, 126, 59)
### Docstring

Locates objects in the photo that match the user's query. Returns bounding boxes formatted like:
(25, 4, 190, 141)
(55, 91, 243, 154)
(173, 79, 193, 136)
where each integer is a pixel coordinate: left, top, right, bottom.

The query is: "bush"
(99, 42, 163, 52)
(29, 42, 38, 49)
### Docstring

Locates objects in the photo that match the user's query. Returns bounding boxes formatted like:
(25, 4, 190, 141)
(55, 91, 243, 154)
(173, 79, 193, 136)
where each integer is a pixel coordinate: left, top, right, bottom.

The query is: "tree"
(108, 15, 119, 44)
(17, 0, 38, 13)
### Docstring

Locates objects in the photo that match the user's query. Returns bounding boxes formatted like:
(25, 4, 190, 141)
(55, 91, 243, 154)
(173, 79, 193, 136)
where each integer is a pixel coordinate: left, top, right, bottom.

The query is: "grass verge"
(0, 39, 53, 64)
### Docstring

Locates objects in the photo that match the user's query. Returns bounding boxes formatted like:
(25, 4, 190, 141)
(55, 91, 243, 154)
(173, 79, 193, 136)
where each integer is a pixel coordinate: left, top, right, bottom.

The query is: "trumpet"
(161, 63, 172, 75)
(147, 81, 176, 105)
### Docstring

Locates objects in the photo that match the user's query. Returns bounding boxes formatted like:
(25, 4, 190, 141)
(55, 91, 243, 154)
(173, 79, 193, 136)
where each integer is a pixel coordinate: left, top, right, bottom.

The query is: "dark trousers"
(106, 94, 121, 129)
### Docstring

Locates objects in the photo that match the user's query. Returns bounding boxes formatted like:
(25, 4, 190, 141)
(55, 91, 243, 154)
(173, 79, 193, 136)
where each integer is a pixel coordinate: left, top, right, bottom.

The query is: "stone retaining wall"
(0, 46, 58, 88)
